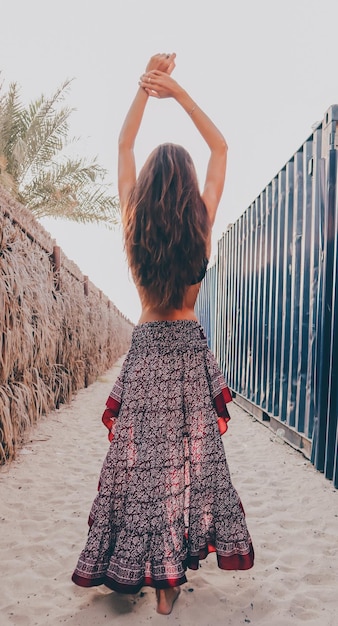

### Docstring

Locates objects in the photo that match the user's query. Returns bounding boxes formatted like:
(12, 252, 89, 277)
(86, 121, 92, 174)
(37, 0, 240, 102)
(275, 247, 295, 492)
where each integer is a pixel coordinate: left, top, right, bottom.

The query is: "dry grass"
(0, 187, 133, 463)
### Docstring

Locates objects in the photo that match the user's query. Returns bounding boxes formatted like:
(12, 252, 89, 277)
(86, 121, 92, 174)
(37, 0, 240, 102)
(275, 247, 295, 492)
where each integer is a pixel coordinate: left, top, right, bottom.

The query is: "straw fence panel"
(0, 187, 133, 463)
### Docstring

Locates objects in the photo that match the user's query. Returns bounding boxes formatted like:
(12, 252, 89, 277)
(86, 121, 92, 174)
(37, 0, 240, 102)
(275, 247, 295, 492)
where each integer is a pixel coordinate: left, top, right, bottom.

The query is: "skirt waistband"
(131, 320, 207, 352)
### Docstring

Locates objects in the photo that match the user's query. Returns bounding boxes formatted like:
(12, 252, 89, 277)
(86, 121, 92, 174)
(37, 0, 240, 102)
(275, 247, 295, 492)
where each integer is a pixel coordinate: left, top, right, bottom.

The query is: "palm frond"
(19, 88, 74, 184)
(29, 184, 120, 226)
(0, 76, 119, 228)
(0, 82, 23, 178)
(19, 158, 107, 203)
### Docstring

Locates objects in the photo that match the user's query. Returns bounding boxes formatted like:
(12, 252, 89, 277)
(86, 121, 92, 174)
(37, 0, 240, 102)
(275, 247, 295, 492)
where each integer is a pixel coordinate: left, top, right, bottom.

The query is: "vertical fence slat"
(305, 128, 322, 440)
(260, 184, 272, 409)
(228, 224, 235, 387)
(241, 210, 249, 395)
(286, 150, 304, 428)
(253, 193, 264, 406)
(266, 178, 278, 414)
(279, 160, 294, 424)
(248, 200, 257, 401)
(295, 139, 314, 434)
(271, 169, 286, 417)
(236, 216, 245, 393)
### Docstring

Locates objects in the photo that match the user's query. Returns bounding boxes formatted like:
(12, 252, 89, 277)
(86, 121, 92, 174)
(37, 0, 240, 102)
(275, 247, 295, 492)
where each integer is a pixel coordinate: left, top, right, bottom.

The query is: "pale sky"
(1, 0, 338, 322)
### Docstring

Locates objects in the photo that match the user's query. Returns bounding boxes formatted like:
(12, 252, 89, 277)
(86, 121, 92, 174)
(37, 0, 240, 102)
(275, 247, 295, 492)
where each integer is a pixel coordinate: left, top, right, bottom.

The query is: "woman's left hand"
(139, 70, 181, 99)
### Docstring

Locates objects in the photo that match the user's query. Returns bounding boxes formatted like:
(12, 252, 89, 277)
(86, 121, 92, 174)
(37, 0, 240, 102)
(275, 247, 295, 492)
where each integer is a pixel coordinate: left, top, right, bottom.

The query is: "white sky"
(1, 0, 338, 323)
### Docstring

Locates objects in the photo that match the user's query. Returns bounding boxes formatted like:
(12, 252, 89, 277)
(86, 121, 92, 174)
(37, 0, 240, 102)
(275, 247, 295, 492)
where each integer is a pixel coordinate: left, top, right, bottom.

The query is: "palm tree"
(0, 78, 119, 226)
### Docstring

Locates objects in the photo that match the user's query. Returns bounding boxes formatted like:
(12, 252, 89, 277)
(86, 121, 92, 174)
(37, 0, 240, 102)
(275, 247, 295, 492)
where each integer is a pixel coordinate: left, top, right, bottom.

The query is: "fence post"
(84, 275, 89, 297)
(51, 244, 61, 291)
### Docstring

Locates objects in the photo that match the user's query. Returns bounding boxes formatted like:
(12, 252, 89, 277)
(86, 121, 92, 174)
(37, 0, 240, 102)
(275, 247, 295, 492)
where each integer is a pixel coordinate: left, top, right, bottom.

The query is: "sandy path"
(0, 357, 337, 626)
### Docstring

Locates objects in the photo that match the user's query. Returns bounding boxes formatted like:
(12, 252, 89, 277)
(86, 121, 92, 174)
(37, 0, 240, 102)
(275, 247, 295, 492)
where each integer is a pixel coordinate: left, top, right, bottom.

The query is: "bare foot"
(156, 587, 181, 615)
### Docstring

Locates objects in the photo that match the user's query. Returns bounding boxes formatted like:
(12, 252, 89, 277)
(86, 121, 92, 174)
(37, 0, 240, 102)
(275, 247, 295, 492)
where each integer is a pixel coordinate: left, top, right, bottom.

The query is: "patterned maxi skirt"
(72, 320, 254, 593)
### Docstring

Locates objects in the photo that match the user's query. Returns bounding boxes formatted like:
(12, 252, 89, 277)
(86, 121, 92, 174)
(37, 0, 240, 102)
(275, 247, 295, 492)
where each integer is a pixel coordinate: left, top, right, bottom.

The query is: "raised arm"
(139, 70, 228, 226)
(118, 54, 176, 210)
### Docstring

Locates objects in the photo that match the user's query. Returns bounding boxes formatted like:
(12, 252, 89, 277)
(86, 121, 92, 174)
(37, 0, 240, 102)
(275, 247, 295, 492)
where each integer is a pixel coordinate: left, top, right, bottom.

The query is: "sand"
(1, 356, 337, 626)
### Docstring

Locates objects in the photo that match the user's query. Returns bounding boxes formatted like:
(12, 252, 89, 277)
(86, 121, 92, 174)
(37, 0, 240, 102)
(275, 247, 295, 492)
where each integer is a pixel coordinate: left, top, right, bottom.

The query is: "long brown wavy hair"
(122, 143, 210, 310)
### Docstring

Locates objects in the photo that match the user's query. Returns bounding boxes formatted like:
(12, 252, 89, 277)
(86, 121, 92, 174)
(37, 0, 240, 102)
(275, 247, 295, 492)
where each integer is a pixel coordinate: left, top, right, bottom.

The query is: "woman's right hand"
(145, 53, 176, 75)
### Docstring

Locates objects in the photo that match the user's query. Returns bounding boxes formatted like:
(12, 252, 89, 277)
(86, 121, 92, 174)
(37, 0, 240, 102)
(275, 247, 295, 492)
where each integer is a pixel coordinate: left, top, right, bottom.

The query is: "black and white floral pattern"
(72, 321, 254, 592)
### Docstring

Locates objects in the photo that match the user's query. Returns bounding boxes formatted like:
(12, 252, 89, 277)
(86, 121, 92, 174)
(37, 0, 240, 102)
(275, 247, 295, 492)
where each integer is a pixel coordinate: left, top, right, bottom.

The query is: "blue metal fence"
(196, 104, 338, 488)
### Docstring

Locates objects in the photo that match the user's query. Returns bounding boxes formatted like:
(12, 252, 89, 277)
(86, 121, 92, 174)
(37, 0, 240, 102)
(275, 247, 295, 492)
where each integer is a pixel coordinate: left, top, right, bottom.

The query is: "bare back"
(137, 283, 202, 323)
(137, 235, 211, 323)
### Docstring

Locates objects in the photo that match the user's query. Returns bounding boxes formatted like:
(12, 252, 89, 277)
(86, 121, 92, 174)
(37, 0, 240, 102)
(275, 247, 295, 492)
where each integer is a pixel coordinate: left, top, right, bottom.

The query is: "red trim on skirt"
(71, 541, 254, 593)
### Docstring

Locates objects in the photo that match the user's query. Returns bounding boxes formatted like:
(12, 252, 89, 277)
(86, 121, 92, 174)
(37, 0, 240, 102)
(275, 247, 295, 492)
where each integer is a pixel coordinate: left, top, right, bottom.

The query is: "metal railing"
(196, 105, 338, 488)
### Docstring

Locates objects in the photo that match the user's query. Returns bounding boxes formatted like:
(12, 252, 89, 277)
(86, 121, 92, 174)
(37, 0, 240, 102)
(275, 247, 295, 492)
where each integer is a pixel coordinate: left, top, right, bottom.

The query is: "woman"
(72, 53, 254, 615)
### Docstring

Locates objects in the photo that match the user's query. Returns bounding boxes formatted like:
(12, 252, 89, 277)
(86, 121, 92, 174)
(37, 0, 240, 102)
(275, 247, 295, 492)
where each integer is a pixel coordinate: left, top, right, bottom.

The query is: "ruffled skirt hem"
(72, 542, 254, 593)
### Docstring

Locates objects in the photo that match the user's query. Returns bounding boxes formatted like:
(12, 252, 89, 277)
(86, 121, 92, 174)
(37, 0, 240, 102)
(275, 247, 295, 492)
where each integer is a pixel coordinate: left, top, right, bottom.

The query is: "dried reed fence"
(0, 186, 133, 464)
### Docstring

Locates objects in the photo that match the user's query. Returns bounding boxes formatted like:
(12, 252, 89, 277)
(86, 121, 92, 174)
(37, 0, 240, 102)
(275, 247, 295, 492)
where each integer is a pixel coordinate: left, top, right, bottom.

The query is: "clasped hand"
(145, 52, 176, 74)
(139, 52, 179, 99)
